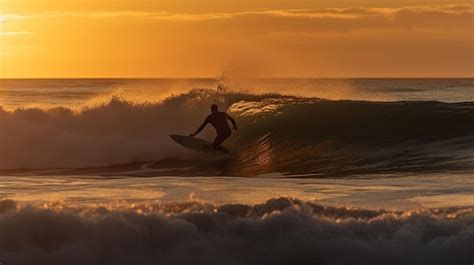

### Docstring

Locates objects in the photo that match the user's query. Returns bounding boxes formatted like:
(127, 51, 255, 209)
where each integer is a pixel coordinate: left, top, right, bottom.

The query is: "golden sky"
(1, 0, 473, 78)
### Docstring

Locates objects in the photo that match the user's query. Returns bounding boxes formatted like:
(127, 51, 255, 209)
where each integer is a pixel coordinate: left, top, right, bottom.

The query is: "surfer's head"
(211, 104, 218, 113)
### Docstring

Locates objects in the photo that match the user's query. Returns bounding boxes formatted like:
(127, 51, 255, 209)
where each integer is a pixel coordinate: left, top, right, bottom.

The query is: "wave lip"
(0, 198, 473, 265)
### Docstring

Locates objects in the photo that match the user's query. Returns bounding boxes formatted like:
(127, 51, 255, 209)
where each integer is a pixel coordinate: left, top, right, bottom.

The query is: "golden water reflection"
(1, 173, 473, 211)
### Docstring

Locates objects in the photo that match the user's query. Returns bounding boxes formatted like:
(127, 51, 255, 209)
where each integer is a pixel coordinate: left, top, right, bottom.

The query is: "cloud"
(0, 31, 32, 36)
(2, 4, 471, 41)
(4, 4, 472, 22)
(1, 4, 472, 77)
(0, 14, 25, 22)
(4, 4, 467, 40)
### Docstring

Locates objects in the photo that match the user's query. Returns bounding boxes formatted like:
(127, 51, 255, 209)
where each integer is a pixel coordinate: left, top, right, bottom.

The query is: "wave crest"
(0, 89, 473, 175)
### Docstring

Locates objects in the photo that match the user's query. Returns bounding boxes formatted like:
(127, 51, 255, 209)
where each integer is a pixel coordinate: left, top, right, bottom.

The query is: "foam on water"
(0, 197, 472, 265)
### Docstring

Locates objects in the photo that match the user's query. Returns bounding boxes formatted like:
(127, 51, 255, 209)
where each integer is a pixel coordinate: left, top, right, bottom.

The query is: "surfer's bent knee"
(214, 131, 231, 146)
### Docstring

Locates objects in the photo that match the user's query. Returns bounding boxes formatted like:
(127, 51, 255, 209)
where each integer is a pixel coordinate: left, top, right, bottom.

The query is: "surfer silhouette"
(190, 104, 237, 153)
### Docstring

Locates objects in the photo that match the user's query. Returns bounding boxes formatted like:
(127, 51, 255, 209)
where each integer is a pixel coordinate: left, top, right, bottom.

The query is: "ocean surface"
(0, 78, 473, 265)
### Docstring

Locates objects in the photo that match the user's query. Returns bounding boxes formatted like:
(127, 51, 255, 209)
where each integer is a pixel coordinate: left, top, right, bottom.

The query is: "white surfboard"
(170, 134, 225, 154)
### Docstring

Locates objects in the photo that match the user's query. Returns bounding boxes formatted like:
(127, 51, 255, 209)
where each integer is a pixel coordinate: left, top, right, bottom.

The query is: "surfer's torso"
(206, 112, 231, 134)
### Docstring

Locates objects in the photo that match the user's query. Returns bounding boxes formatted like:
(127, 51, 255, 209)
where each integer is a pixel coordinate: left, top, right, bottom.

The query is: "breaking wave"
(0, 198, 472, 265)
(0, 89, 473, 176)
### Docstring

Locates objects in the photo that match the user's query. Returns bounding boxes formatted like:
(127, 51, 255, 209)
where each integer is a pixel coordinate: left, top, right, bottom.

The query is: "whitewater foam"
(0, 198, 472, 265)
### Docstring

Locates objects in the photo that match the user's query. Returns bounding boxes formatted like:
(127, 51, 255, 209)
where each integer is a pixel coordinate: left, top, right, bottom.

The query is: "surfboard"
(170, 134, 225, 154)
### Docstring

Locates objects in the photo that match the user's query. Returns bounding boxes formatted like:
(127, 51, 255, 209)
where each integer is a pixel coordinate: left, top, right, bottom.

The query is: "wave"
(0, 198, 472, 265)
(225, 98, 474, 176)
(0, 89, 473, 175)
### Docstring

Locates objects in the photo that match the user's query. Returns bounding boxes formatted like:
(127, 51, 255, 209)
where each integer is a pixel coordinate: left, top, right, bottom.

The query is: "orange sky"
(1, 0, 473, 78)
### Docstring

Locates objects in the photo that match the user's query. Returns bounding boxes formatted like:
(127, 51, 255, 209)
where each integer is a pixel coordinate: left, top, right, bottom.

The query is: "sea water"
(0, 78, 473, 264)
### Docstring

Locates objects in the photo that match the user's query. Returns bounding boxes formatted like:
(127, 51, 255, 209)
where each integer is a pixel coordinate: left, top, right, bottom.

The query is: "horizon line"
(1, 76, 473, 80)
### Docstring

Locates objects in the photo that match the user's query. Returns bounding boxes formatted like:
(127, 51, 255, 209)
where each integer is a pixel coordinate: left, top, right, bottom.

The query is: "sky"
(0, 0, 473, 78)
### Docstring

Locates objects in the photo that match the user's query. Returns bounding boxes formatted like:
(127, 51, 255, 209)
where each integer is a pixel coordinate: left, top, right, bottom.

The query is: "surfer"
(190, 104, 237, 153)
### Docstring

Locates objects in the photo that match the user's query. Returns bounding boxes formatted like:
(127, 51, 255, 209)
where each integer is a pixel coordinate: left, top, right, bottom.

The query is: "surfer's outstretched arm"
(226, 114, 237, 130)
(190, 119, 208, 136)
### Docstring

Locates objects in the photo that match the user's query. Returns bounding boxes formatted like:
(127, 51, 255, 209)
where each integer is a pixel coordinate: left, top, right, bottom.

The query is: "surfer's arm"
(190, 118, 209, 136)
(227, 114, 237, 130)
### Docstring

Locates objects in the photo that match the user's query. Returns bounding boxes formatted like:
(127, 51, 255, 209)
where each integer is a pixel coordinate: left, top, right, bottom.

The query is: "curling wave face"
(0, 198, 472, 265)
(0, 89, 473, 176)
(226, 98, 474, 176)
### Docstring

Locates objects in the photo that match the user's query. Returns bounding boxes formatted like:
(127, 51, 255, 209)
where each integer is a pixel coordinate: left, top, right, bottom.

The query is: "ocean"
(0, 78, 473, 265)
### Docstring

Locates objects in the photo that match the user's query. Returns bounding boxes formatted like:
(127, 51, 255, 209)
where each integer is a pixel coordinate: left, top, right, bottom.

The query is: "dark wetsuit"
(205, 112, 232, 148)
(192, 110, 236, 153)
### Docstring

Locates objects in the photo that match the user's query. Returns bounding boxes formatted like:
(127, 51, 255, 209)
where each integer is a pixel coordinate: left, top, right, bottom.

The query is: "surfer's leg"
(213, 131, 231, 153)
(213, 145, 229, 153)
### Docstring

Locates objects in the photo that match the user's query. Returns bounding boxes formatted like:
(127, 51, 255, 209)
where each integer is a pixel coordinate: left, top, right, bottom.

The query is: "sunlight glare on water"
(2, 173, 474, 211)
